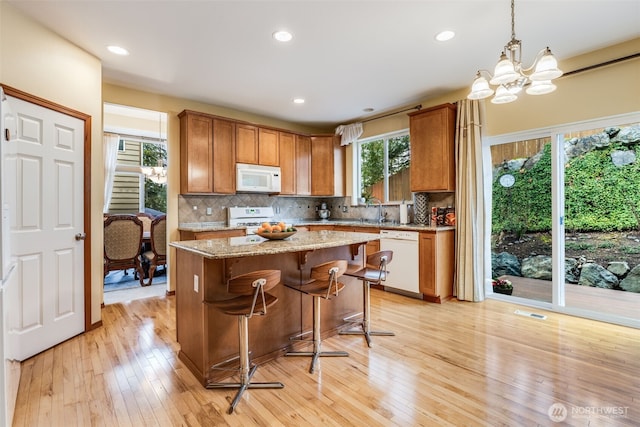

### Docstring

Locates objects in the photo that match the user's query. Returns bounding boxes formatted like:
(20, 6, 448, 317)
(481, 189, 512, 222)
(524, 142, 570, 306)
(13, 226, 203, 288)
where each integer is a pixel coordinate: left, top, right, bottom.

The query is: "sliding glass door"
(485, 113, 640, 328)
(488, 136, 553, 305)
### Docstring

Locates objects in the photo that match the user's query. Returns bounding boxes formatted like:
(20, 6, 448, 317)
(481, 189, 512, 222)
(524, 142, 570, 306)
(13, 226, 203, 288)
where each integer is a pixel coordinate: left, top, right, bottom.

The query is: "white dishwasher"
(379, 229, 420, 295)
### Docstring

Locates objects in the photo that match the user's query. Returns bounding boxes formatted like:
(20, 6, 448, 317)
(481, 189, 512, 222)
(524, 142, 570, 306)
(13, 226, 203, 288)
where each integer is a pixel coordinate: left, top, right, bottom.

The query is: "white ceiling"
(9, 0, 640, 128)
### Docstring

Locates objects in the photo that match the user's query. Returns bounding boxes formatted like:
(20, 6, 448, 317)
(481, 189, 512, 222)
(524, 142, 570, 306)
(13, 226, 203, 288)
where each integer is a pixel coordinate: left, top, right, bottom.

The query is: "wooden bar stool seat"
(285, 259, 349, 374)
(206, 269, 284, 414)
(341, 250, 395, 347)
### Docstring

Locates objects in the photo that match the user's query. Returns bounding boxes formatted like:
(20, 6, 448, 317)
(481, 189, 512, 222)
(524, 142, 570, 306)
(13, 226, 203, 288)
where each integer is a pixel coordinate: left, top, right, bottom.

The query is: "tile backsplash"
(179, 193, 454, 225)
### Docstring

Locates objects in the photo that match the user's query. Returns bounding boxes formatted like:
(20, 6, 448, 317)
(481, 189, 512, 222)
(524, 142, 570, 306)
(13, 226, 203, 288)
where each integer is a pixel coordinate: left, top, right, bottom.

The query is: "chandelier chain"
(510, 0, 515, 41)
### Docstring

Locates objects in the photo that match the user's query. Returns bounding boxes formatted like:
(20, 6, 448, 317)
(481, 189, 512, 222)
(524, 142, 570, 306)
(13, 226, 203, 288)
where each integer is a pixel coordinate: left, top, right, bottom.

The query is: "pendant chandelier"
(142, 163, 167, 185)
(467, 0, 563, 104)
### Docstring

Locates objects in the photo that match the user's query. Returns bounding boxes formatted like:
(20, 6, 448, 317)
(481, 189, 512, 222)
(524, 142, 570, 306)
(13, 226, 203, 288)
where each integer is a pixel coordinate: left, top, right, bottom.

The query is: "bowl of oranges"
(255, 222, 298, 240)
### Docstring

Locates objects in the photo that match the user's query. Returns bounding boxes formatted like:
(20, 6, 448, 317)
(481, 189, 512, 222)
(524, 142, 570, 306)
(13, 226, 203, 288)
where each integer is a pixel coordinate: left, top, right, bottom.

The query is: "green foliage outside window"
(492, 141, 640, 235)
(143, 143, 167, 213)
(360, 134, 410, 201)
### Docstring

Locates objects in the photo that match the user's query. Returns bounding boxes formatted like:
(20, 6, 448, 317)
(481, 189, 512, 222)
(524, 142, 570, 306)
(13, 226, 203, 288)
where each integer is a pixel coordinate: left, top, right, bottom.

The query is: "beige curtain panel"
(454, 99, 486, 302)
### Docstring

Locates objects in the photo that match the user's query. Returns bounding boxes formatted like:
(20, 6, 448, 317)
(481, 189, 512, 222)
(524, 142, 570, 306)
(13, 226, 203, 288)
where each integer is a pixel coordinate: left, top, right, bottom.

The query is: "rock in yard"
(565, 258, 579, 283)
(521, 255, 552, 280)
(578, 263, 619, 289)
(607, 261, 630, 278)
(619, 265, 640, 293)
(492, 252, 521, 277)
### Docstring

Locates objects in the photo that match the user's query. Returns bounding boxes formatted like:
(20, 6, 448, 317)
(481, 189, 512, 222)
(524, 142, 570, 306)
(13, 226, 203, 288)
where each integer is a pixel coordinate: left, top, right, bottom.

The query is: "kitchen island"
(170, 230, 379, 385)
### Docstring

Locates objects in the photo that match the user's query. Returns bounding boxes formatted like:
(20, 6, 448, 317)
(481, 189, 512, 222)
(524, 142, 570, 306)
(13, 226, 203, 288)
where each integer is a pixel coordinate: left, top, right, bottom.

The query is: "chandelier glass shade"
(467, 0, 563, 104)
(141, 165, 167, 185)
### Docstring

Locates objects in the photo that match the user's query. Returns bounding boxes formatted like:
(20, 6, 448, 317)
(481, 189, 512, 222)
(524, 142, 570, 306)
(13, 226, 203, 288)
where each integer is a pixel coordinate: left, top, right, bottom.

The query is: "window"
(355, 130, 411, 203)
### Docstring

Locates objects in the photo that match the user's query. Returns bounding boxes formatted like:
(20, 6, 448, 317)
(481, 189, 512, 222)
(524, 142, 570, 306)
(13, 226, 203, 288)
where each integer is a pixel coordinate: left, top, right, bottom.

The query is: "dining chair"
(141, 215, 167, 286)
(103, 214, 145, 285)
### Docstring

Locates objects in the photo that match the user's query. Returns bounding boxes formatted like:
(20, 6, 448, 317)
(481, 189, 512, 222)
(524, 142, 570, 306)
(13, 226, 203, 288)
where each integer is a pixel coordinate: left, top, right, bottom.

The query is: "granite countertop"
(178, 219, 455, 233)
(170, 230, 381, 259)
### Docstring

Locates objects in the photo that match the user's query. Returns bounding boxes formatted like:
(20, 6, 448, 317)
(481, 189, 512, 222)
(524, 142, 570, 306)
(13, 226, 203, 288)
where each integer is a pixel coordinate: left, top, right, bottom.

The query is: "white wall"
(0, 2, 103, 326)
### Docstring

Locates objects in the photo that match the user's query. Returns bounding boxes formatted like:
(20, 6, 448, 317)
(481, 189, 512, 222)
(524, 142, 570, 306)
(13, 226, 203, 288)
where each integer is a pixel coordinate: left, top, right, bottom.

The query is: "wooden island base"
(175, 242, 367, 386)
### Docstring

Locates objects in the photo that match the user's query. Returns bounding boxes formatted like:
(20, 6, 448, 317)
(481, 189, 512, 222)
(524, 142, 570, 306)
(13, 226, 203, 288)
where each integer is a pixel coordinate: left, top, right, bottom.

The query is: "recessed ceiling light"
(273, 31, 293, 42)
(107, 45, 129, 55)
(363, 108, 375, 113)
(292, 98, 305, 104)
(435, 30, 455, 42)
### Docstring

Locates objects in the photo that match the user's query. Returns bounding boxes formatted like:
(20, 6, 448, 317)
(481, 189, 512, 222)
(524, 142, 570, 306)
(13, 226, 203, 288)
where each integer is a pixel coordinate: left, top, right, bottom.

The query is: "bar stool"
(285, 260, 349, 374)
(206, 269, 284, 414)
(340, 250, 395, 347)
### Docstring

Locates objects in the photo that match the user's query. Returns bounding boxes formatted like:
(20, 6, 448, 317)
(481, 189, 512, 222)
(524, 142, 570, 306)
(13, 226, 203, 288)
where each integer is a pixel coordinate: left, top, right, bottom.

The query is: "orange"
(272, 225, 281, 232)
(261, 222, 271, 229)
(278, 222, 286, 230)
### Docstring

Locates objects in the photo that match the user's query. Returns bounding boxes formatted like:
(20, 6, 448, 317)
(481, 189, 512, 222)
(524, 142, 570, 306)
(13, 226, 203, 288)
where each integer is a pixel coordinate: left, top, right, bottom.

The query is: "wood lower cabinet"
(333, 226, 380, 258)
(180, 229, 245, 240)
(295, 135, 311, 195)
(279, 132, 296, 195)
(409, 103, 456, 192)
(419, 229, 455, 303)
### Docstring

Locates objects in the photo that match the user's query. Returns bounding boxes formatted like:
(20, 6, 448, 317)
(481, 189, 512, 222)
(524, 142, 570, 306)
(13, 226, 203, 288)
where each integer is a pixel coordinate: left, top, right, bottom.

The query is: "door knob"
(75, 232, 86, 241)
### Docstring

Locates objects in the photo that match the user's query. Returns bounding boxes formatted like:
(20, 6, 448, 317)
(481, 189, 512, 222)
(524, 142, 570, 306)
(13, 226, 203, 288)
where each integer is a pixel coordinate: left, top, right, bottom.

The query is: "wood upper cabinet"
(295, 135, 311, 195)
(212, 118, 235, 194)
(311, 135, 338, 196)
(419, 229, 455, 303)
(179, 111, 213, 193)
(279, 131, 296, 195)
(258, 128, 279, 166)
(409, 103, 457, 192)
(235, 125, 279, 166)
(235, 124, 259, 164)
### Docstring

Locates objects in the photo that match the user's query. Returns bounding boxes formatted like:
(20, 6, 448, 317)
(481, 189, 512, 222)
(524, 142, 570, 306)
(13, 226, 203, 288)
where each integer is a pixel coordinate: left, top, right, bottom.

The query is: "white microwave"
(236, 163, 281, 193)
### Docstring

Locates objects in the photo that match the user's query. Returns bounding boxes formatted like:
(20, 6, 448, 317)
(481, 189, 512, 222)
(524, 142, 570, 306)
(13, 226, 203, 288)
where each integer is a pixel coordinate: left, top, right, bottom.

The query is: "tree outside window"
(358, 132, 411, 203)
(143, 142, 167, 213)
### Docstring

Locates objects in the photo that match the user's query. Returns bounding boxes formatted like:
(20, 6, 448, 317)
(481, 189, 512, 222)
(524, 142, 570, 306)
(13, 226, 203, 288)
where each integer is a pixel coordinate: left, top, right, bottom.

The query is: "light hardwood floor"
(12, 290, 639, 426)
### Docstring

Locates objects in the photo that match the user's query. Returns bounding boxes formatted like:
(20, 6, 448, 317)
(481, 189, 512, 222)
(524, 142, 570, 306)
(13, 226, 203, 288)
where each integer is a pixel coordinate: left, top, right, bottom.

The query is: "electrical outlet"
(193, 205, 198, 210)
(206, 207, 212, 215)
(193, 274, 199, 292)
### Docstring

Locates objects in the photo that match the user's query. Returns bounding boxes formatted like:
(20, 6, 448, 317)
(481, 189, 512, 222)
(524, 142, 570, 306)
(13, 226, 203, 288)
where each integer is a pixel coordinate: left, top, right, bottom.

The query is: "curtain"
(103, 133, 120, 213)
(335, 122, 363, 146)
(454, 99, 486, 302)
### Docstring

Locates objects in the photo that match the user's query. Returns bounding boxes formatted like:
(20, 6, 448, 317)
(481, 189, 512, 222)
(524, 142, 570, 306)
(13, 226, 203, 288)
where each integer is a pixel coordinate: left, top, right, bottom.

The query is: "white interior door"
(4, 95, 85, 361)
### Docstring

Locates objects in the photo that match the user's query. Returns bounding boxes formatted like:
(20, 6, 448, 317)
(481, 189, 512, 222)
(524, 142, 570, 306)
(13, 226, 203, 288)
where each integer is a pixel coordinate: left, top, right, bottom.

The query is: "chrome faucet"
(368, 197, 385, 223)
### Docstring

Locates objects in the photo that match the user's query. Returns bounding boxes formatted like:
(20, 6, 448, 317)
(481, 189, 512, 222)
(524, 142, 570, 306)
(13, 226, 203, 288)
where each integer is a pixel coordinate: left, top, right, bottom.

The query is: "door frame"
(1, 84, 93, 331)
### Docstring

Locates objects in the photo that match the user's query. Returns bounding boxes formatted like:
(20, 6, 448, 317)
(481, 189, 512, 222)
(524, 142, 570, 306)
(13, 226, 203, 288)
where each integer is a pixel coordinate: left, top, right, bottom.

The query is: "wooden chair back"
(149, 215, 167, 257)
(103, 215, 143, 280)
(310, 260, 348, 299)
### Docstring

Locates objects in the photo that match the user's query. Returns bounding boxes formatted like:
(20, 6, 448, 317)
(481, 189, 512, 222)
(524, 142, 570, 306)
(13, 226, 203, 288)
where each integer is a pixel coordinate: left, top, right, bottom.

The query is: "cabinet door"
(180, 112, 213, 193)
(409, 104, 456, 192)
(419, 233, 437, 296)
(279, 132, 296, 195)
(212, 119, 235, 194)
(236, 124, 258, 164)
(311, 135, 335, 196)
(295, 135, 311, 195)
(259, 128, 280, 166)
(419, 230, 455, 302)
(306, 225, 335, 231)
